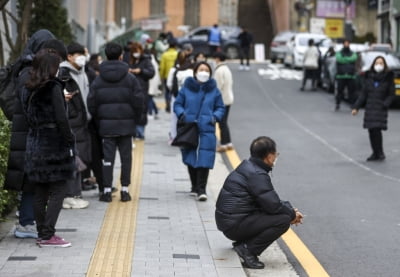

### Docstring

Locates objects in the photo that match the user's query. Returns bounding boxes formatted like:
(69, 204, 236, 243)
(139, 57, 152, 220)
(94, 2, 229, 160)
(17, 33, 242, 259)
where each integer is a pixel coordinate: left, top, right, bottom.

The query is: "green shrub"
(0, 110, 18, 220)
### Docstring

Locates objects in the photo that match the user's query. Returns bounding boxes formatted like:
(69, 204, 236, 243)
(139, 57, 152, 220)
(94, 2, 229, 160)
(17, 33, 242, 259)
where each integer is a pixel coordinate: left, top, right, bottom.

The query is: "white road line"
(254, 74, 400, 184)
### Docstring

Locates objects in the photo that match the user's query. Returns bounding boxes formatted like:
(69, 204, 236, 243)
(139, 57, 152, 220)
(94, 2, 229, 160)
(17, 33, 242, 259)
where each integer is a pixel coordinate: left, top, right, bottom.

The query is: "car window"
(193, 29, 209, 36)
(274, 32, 295, 42)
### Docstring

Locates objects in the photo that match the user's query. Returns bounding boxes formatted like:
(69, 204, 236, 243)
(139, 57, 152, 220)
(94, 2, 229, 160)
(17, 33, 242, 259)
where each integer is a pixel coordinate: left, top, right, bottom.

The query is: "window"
(184, 0, 200, 28)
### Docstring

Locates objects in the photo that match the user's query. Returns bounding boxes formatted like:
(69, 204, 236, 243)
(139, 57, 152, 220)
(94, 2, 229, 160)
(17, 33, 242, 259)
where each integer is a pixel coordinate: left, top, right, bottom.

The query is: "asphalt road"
(227, 62, 400, 277)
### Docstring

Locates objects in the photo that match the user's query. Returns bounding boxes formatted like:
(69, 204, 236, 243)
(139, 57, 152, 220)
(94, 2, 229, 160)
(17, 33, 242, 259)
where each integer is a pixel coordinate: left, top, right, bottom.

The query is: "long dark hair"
(370, 56, 389, 73)
(26, 48, 61, 90)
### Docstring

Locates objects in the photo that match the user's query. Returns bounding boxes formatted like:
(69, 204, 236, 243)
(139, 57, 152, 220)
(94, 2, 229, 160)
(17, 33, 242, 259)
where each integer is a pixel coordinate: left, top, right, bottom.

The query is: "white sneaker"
(63, 197, 89, 209)
(14, 223, 38, 239)
(239, 65, 244, 71)
(245, 66, 250, 71)
(197, 194, 208, 201)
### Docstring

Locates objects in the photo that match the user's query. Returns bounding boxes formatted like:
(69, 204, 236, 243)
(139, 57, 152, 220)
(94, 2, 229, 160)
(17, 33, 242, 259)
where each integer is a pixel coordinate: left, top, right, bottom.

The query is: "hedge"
(0, 110, 18, 221)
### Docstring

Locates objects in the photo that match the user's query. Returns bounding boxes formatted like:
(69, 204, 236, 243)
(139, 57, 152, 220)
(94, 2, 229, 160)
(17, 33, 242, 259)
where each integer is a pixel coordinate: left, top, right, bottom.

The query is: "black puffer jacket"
(353, 70, 395, 130)
(88, 60, 144, 137)
(215, 157, 296, 233)
(129, 54, 155, 126)
(4, 29, 56, 191)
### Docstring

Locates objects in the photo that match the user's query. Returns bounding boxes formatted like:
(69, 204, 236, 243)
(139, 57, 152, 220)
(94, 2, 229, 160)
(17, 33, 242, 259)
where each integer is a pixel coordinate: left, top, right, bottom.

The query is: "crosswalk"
(257, 63, 303, 80)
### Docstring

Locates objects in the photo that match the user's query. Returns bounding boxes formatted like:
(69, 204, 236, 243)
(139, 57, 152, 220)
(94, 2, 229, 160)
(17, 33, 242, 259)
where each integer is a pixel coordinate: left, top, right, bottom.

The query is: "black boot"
(233, 243, 265, 269)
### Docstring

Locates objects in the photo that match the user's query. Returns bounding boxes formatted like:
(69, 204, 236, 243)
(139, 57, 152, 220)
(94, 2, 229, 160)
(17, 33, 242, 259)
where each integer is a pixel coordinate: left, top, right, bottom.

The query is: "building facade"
(378, 0, 400, 52)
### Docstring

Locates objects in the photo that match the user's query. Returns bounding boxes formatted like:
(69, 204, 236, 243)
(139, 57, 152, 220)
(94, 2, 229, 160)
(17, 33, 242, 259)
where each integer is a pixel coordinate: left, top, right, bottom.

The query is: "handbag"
(171, 93, 205, 149)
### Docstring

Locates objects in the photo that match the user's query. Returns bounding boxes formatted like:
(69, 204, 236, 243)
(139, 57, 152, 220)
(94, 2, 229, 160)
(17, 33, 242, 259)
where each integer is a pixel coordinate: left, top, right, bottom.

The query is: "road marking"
(86, 140, 144, 276)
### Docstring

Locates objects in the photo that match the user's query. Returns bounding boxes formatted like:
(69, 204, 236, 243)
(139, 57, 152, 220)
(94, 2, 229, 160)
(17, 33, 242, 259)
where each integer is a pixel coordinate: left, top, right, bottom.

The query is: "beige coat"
(214, 63, 234, 106)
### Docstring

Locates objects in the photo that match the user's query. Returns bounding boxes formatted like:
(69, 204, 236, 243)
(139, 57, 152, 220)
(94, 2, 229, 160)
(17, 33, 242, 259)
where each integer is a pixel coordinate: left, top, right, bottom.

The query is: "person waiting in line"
(4, 30, 67, 240)
(300, 39, 320, 91)
(213, 52, 234, 152)
(335, 39, 358, 111)
(215, 136, 303, 269)
(173, 62, 225, 201)
(20, 48, 76, 247)
(59, 42, 91, 209)
(352, 56, 395, 161)
(88, 42, 144, 203)
(237, 27, 253, 71)
(128, 42, 155, 140)
(159, 38, 178, 113)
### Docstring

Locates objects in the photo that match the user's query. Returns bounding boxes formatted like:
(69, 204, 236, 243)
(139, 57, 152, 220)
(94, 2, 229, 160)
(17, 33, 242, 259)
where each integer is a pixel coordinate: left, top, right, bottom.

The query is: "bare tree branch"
(4, 8, 18, 24)
(2, 8, 14, 54)
(0, 0, 10, 11)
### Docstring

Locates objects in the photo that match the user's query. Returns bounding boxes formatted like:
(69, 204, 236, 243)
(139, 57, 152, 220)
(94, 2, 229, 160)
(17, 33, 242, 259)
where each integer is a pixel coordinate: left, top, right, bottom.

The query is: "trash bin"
(254, 44, 265, 62)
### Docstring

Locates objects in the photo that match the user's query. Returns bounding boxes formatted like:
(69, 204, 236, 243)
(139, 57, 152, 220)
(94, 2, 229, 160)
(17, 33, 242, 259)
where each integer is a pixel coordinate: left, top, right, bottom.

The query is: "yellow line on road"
(220, 138, 329, 277)
(86, 140, 144, 277)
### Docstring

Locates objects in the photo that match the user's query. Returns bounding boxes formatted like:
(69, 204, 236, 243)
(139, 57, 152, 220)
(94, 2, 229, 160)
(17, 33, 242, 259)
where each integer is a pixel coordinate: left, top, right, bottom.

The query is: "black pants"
(82, 120, 104, 192)
(102, 136, 132, 189)
(219, 105, 232, 145)
(368, 128, 384, 156)
(240, 46, 250, 66)
(302, 69, 318, 89)
(336, 78, 356, 105)
(34, 180, 68, 240)
(224, 212, 291, 256)
(187, 166, 209, 195)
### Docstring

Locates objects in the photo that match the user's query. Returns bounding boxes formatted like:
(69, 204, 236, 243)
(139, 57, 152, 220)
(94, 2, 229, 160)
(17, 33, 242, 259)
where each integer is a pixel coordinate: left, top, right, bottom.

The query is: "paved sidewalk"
(0, 101, 298, 276)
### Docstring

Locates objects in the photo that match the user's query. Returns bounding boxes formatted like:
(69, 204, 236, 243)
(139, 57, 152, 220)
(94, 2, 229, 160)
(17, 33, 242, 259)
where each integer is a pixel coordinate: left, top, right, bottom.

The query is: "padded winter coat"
(173, 77, 225, 168)
(215, 158, 296, 233)
(20, 79, 75, 183)
(88, 60, 144, 137)
(353, 70, 395, 130)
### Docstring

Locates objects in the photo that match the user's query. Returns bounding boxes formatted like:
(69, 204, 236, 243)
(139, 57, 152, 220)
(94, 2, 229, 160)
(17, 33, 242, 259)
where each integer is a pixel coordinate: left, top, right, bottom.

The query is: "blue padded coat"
(174, 77, 225, 169)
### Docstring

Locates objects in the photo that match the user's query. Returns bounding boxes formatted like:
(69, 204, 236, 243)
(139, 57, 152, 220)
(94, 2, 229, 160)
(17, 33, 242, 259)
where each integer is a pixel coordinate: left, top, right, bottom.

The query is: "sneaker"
(38, 235, 71, 248)
(239, 65, 244, 71)
(197, 194, 208, 201)
(245, 66, 250, 71)
(99, 192, 112, 202)
(62, 197, 89, 209)
(14, 223, 38, 239)
(189, 188, 197, 196)
(120, 191, 132, 202)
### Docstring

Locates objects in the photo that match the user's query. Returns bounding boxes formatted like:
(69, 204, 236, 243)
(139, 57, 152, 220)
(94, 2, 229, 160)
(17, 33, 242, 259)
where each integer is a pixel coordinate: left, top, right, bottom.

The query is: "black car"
(176, 26, 241, 59)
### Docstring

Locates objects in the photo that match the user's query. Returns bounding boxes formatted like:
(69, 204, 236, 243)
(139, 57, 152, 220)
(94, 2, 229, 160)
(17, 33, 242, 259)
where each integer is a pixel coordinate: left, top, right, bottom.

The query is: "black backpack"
(0, 59, 24, 120)
(170, 67, 180, 98)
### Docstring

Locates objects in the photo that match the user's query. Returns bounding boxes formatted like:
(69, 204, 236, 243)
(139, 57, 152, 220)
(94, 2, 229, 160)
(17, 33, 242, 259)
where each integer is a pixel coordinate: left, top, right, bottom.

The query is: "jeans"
(19, 192, 35, 226)
(102, 136, 132, 188)
(148, 96, 158, 115)
(34, 180, 68, 240)
(135, 125, 145, 139)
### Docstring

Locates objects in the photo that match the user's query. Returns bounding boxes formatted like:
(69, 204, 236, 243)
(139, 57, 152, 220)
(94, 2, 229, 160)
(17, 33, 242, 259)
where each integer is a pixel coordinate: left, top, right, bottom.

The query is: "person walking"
(208, 24, 222, 56)
(59, 42, 91, 209)
(237, 27, 253, 71)
(128, 42, 155, 139)
(159, 39, 178, 113)
(215, 136, 303, 269)
(173, 62, 225, 201)
(4, 30, 67, 240)
(351, 56, 395, 161)
(335, 40, 358, 110)
(300, 39, 320, 91)
(88, 42, 144, 202)
(20, 48, 76, 247)
(213, 52, 234, 152)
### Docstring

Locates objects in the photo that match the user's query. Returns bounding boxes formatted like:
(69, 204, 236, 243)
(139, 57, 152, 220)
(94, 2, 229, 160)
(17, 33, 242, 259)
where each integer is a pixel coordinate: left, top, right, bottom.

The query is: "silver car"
(269, 31, 296, 63)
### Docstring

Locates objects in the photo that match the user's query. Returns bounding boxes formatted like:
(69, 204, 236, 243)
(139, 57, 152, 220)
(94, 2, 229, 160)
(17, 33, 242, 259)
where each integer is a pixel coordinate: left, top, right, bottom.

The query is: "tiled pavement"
(0, 100, 298, 276)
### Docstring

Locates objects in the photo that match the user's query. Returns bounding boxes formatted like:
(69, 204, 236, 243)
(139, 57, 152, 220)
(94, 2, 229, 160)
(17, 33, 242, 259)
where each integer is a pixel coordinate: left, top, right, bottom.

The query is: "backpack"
(170, 67, 180, 98)
(0, 59, 24, 120)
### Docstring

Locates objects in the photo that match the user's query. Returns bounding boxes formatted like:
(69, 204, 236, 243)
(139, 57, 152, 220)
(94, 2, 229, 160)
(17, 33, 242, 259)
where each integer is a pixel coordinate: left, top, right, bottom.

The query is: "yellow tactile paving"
(86, 140, 144, 277)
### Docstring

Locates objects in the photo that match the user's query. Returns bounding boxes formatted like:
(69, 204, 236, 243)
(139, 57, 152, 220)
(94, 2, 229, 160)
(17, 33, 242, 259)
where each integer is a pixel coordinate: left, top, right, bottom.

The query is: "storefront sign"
(325, 19, 344, 38)
(316, 0, 356, 18)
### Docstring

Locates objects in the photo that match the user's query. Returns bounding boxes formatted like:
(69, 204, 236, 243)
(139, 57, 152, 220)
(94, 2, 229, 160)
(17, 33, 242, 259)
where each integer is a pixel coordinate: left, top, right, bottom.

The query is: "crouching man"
(215, 136, 303, 269)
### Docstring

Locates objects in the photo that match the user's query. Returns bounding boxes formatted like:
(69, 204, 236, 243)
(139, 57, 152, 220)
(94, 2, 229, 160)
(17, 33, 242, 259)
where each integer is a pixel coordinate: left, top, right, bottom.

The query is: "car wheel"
(225, 45, 239, 59)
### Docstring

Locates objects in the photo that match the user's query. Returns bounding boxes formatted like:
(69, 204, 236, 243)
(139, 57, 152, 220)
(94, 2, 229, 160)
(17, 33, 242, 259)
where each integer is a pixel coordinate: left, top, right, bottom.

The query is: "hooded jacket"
(215, 157, 296, 233)
(4, 29, 56, 191)
(88, 60, 144, 137)
(173, 77, 225, 168)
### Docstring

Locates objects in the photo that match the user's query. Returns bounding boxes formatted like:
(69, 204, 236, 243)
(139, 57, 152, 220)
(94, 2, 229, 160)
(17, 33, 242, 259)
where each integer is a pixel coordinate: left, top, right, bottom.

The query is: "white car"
(284, 33, 333, 68)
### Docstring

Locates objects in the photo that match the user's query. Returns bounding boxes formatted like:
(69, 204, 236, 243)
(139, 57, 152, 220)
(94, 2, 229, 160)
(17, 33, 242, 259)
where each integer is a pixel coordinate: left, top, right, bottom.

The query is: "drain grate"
(172, 254, 200, 259)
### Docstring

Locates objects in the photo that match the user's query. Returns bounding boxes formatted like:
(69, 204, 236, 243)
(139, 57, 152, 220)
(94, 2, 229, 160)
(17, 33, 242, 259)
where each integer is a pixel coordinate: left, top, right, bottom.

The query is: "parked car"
(283, 33, 332, 68)
(270, 31, 296, 63)
(176, 26, 241, 59)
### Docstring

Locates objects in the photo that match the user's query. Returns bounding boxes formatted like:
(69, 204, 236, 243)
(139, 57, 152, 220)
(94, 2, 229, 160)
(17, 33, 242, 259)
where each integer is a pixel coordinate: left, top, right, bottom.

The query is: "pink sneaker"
(38, 235, 71, 248)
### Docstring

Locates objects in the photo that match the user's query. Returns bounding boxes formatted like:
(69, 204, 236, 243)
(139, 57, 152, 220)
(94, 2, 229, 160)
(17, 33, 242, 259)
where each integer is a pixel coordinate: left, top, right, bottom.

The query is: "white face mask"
(374, 64, 384, 73)
(196, 71, 210, 83)
(273, 156, 278, 167)
(133, 53, 141, 58)
(75, 55, 86, 68)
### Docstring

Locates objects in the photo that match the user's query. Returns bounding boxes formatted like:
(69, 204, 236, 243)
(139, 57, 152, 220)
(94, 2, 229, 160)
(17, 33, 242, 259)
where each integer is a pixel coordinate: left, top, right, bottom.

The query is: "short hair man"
(215, 136, 303, 269)
(88, 42, 144, 202)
